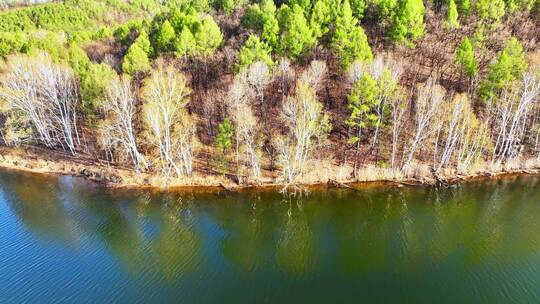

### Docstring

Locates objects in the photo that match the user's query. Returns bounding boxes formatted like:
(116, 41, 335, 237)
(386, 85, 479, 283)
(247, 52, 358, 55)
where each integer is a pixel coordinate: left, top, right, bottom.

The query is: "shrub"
(0, 32, 26, 58)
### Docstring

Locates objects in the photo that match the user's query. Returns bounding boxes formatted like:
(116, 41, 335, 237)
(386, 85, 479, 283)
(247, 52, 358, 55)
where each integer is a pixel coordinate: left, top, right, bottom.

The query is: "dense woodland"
(0, 0, 539, 187)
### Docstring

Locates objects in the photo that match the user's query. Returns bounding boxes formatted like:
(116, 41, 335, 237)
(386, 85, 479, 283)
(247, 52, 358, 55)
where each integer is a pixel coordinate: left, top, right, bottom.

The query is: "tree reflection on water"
(2, 169, 540, 282)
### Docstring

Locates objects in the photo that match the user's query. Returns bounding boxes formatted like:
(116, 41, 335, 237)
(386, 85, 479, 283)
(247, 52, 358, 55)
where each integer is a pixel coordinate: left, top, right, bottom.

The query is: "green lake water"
(1, 169, 540, 303)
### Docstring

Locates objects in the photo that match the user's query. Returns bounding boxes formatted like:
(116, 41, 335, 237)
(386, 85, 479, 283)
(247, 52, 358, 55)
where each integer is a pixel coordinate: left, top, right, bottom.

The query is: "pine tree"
(446, 0, 459, 29)
(376, 0, 398, 19)
(455, 37, 477, 78)
(155, 20, 175, 52)
(347, 73, 381, 171)
(193, 16, 223, 57)
(475, 0, 506, 25)
(242, 4, 264, 29)
(332, 0, 372, 68)
(215, 0, 238, 13)
(260, 0, 277, 15)
(456, 0, 470, 14)
(122, 43, 151, 75)
(134, 29, 153, 56)
(240, 0, 279, 47)
(215, 118, 234, 153)
(81, 63, 117, 119)
(278, 4, 316, 59)
(0, 32, 26, 58)
(351, 0, 368, 20)
(174, 28, 196, 57)
(479, 37, 527, 102)
(347, 74, 380, 140)
(67, 44, 91, 79)
(472, 24, 487, 48)
(236, 35, 273, 71)
(389, 0, 425, 44)
(310, 0, 333, 38)
(214, 117, 234, 172)
(261, 0, 279, 47)
(289, 0, 312, 12)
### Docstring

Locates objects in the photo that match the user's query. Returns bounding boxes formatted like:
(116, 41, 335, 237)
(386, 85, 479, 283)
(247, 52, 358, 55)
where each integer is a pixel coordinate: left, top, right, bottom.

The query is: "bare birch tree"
(402, 78, 445, 169)
(388, 93, 409, 168)
(97, 75, 146, 171)
(274, 78, 331, 186)
(299, 60, 327, 91)
(489, 70, 540, 162)
(0, 52, 80, 153)
(275, 57, 295, 101)
(455, 101, 492, 173)
(226, 69, 263, 182)
(141, 65, 197, 178)
(247, 61, 271, 108)
(370, 55, 403, 148)
(433, 94, 471, 171)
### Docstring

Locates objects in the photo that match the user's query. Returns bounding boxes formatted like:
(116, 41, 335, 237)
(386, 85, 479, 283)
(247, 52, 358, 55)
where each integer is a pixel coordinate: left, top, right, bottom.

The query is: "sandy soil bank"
(1, 146, 539, 191)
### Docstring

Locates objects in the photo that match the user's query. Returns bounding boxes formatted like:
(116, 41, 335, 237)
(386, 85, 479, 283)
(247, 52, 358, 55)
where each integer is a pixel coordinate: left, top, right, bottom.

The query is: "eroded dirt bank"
(1, 146, 539, 192)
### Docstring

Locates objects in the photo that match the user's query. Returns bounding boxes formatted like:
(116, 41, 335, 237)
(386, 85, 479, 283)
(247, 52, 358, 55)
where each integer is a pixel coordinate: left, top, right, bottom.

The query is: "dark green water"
(2, 169, 540, 303)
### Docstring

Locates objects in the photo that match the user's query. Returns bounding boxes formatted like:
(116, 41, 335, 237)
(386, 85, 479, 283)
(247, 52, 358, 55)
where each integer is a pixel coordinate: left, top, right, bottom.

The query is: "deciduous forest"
(0, 0, 539, 188)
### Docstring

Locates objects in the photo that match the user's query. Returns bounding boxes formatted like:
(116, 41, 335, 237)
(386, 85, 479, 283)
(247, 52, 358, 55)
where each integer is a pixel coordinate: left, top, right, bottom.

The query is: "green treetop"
(347, 73, 381, 144)
(214, 117, 234, 172)
(332, 0, 373, 68)
(122, 43, 151, 75)
(134, 30, 153, 57)
(236, 35, 274, 72)
(455, 37, 477, 78)
(351, 0, 368, 20)
(67, 44, 91, 79)
(503, 0, 535, 12)
(240, 0, 279, 47)
(260, 0, 277, 14)
(261, 1, 280, 47)
(389, 0, 425, 44)
(215, 118, 234, 153)
(479, 37, 527, 102)
(0, 32, 26, 58)
(214, 0, 242, 13)
(193, 16, 223, 57)
(242, 4, 264, 29)
(81, 63, 117, 119)
(24, 32, 68, 62)
(169, 8, 199, 31)
(376, 0, 398, 19)
(475, 0, 506, 25)
(472, 24, 487, 48)
(289, 0, 312, 12)
(456, 0, 471, 14)
(335, 0, 357, 37)
(446, 0, 459, 29)
(174, 28, 196, 57)
(310, 0, 333, 38)
(155, 20, 176, 52)
(278, 5, 316, 59)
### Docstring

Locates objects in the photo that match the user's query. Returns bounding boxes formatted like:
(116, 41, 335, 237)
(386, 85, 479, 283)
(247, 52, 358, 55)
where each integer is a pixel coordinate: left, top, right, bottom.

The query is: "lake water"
(1, 169, 540, 303)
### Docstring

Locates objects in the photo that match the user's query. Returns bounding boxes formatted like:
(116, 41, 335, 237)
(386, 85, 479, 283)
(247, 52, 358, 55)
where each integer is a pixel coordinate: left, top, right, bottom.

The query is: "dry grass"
(2, 146, 540, 190)
(356, 165, 405, 182)
(403, 162, 433, 180)
(299, 159, 354, 184)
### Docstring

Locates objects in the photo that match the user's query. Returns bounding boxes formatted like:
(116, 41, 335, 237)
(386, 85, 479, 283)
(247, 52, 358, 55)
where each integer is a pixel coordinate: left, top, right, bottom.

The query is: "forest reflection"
(2, 170, 540, 280)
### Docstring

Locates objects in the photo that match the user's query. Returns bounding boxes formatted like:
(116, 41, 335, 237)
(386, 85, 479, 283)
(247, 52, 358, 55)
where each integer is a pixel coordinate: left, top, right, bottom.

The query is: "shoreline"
(1, 146, 539, 192)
